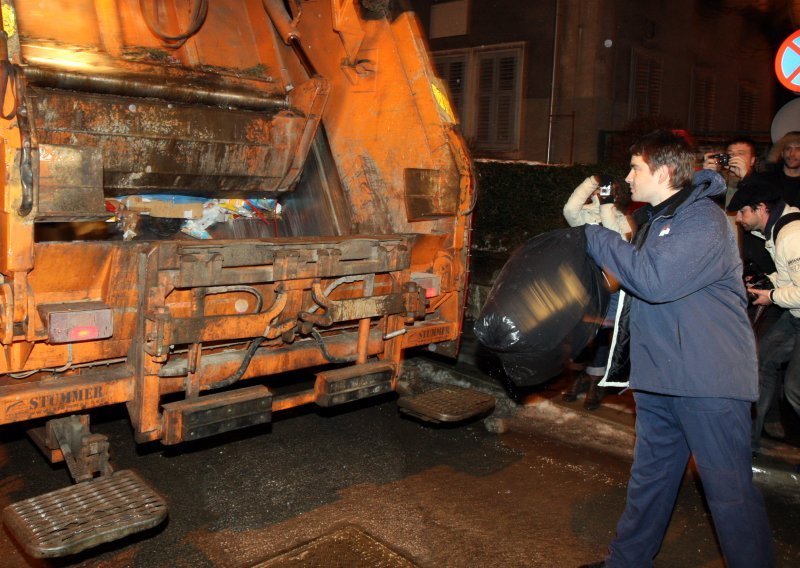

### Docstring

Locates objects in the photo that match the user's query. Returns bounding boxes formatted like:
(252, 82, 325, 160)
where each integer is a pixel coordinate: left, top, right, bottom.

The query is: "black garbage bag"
(474, 226, 610, 386)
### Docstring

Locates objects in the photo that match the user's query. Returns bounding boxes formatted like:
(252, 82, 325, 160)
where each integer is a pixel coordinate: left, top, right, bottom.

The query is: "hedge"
(471, 161, 627, 254)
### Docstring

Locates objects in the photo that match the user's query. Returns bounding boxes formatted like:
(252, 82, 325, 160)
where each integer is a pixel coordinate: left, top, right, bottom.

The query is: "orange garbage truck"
(0, 0, 490, 557)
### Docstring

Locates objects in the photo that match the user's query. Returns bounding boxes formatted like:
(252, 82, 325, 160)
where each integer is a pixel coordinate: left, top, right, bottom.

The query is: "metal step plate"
(3, 469, 167, 558)
(398, 386, 496, 423)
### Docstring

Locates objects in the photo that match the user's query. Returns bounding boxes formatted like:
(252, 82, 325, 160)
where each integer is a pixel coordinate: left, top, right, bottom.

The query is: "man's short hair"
(629, 130, 695, 190)
(725, 137, 758, 156)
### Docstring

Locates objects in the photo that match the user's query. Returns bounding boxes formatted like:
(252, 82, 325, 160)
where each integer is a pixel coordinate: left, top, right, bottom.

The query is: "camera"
(746, 272, 773, 301)
(711, 153, 731, 168)
(597, 174, 616, 198)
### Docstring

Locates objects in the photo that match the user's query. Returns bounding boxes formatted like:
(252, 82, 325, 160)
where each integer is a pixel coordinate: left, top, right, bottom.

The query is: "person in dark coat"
(579, 130, 774, 568)
(761, 131, 800, 206)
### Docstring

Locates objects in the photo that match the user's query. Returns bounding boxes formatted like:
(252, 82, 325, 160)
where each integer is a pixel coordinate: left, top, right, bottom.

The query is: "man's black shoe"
(764, 421, 786, 440)
(578, 562, 606, 568)
(562, 373, 589, 402)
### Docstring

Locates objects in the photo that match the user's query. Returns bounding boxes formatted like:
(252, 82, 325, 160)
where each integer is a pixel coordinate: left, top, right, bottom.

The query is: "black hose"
(205, 336, 264, 390)
(311, 329, 350, 364)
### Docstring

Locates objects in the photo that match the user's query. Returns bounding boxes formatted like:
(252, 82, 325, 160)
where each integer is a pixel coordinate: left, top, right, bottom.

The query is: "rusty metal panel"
(175, 239, 410, 287)
(404, 168, 458, 220)
(35, 145, 109, 221)
(167, 312, 276, 345)
(402, 322, 456, 349)
(26, 87, 311, 197)
(0, 370, 133, 425)
(324, 294, 404, 322)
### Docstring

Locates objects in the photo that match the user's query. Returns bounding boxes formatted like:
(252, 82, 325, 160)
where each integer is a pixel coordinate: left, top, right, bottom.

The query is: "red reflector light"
(69, 325, 100, 341)
(40, 303, 114, 344)
(410, 272, 442, 298)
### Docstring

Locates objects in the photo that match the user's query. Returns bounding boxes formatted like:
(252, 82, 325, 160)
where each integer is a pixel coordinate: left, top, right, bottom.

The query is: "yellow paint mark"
(431, 82, 456, 123)
(1, 2, 16, 38)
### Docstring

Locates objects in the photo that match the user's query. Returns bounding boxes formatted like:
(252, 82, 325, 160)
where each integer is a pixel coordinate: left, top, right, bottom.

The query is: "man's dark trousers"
(754, 310, 800, 452)
(607, 392, 774, 568)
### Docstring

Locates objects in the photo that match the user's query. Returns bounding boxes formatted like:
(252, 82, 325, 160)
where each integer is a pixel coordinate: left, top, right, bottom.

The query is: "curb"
(410, 352, 800, 495)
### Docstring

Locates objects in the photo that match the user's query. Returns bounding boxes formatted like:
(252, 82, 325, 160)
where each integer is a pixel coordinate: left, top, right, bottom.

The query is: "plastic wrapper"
(109, 196, 281, 240)
(473, 226, 609, 386)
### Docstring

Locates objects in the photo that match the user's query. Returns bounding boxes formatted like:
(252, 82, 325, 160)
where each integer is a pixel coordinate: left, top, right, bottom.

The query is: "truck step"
(2, 469, 167, 558)
(398, 386, 496, 423)
(315, 361, 396, 407)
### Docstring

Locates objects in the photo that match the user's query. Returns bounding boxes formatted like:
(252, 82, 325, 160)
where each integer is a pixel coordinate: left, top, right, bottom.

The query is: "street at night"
(1, 351, 798, 568)
(1, 1, 799, 567)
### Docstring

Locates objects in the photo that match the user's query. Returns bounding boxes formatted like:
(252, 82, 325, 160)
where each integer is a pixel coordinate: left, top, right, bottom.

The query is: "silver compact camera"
(597, 174, 615, 197)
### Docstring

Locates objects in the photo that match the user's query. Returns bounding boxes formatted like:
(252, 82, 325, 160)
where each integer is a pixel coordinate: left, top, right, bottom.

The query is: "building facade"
(410, 0, 781, 164)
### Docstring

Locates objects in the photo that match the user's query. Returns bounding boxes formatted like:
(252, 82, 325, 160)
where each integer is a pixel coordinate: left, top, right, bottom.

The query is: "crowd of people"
(717, 131, 800, 456)
(561, 130, 800, 459)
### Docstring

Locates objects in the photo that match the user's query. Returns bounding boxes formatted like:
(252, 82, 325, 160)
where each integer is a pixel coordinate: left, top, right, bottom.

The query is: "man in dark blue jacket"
(580, 131, 774, 568)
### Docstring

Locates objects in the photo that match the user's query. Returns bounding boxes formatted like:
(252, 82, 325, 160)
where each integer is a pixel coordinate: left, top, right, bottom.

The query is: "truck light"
(39, 302, 113, 344)
(69, 325, 101, 341)
(410, 272, 441, 298)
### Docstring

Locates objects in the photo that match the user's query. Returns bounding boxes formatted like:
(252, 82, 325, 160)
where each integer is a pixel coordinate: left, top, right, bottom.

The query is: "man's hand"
(727, 155, 751, 179)
(747, 287, 772, 306)
(702, 153, 721, 171)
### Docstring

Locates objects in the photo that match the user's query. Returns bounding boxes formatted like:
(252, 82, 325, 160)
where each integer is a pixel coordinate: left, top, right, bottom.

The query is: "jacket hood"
(690, 169, 726, 201)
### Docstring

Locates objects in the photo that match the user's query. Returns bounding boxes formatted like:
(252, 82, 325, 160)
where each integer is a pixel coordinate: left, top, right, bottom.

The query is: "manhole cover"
(253, 525, 417, 568)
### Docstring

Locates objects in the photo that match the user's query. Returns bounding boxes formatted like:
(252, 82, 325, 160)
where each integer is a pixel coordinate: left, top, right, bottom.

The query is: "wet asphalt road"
(0, 356, 799, 568)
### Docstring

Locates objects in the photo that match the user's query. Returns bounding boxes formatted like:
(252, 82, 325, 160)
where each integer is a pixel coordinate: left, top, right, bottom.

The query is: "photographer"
(581, 131, 773, 568)
(702, 137, 758, 208)
(561, 175, 631, 410)
(726, 177, 800, 455)
(762, 131, 800, 206)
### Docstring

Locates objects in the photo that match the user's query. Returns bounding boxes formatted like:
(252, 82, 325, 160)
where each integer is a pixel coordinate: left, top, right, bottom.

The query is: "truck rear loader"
(0, 0, 492, 558)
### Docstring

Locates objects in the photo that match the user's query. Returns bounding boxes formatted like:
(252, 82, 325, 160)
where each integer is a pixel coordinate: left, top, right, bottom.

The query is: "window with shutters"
(691, 70, 716, 132)
(475, 50, 520, 150)
(736, 84, 758, 132)
(433, 43, 524, 154)
(630, 51, 662, 119)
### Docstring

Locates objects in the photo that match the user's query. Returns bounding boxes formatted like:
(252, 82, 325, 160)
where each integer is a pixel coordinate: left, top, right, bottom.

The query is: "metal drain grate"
(3, 469, 167, 558)
(253, 525, 417, 568)
(398, 385, 496, 423)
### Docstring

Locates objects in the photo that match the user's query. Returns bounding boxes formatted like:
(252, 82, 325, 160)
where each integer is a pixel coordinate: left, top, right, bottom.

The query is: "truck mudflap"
(3, 469, 167, 558)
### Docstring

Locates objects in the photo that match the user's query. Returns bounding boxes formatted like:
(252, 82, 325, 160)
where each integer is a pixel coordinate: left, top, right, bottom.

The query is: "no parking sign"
(776, 30, 800, 92)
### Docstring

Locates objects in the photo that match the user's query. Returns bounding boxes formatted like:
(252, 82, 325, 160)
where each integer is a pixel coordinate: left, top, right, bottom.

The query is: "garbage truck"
(0, 0, 490, 557)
